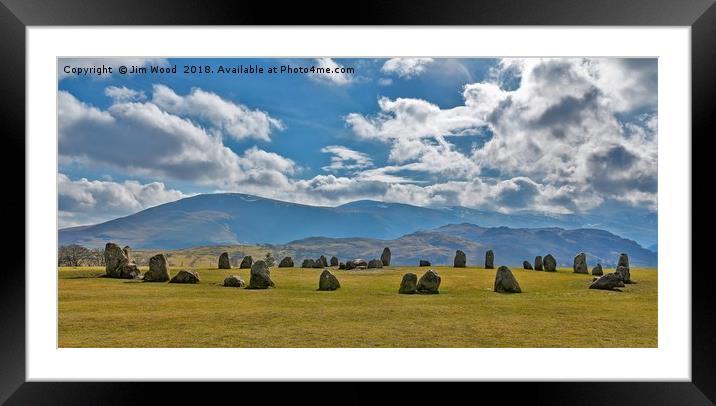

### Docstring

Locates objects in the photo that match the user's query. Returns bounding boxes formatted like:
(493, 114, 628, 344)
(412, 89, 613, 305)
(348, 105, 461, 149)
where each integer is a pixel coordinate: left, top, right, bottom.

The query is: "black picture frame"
(1, 0, 712, 404)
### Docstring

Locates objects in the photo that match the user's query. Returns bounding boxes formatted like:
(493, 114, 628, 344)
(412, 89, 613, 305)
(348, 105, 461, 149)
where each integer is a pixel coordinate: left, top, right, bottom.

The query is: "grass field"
(58, 266, 657, 348)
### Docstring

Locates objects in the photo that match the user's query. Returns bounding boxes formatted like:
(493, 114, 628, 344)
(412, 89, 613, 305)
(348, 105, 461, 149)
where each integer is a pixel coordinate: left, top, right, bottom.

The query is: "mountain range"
(58, 193, 657, 265)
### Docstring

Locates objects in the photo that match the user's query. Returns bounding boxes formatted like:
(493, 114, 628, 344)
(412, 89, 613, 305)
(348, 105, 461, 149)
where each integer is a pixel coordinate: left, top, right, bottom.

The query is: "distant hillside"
(59, 192, 657, 249)
(280, 223, 656, 267)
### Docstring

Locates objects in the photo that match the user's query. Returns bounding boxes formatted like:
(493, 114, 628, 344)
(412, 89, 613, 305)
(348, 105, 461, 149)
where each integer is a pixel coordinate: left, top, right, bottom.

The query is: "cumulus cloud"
(381, 58, 434, 78)
(344, 58, 658, 213)
(58, 173, 188, 227)
(59, 89, 293, 192)
(58, 58, 169, 79)
(151, 84, 284, 141)
(309, 58, 353, 86)
(320, 145, 373, 173)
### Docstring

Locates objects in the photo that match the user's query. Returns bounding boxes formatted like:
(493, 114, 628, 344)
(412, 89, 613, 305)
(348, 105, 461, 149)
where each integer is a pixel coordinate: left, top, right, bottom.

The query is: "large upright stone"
(416, 269, 441, 294)
(534, 256, 543, 271)
(169, 269, 199, 284)
(573, 252, 588, 274)
(318, 269, 340, 291)
(592, 263, 604, 276)
(543, 254, 557, 272)
(278, 256, 294, 267)
(419, 260, 431, 267)
(144, 253, 170, 282)
(485, 250, 494, 269)
(330, 256, 339, 267)
(616, 253, 632, 283)
(319, 255, 328, 267)
(617, 253, 630, 269)
(589, 273, 625, 290)
(454, 250, 466, 267)
(381, 247, 392, 266)
(494, 266, 522, 293)
(523, 261, 533, 270)
(367, 259, 383, 269)
(615, 265, 632, 284)
(240, 256, 253, 269)
(398, 273, 417, 294)
(247, 260, 274, 289)
(218, 252, 231, 269)
(104, 242, 140, 279)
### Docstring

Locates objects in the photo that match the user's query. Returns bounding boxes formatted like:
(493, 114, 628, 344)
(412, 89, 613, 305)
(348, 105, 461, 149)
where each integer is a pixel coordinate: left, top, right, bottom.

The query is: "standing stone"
(330, 256, 339, 267)
(144, 253, 170, 282)
(223, 275, 245, 287)
(398, 273, 418, 294)
(247, 260, 274, 289)
(103, 242, 141, 279)
(615, 265, 632, 284)
(589, 273, 625, 290)
(338, 262, 346, 270)
(523, 260, 533, 270)
(123, 246, 133, 262)
(494, 266, 522, 293)
(419, 260, 431, 267)
(240, 256, 253, 269)
(367, 259, 383, 269)
(169, 269, 200, 284)
(454, 250, 467, 267)
(616, 253, 632, 283)
(346, 259, 368, 270)
(218, 252, 231, 269)
(592, 263, 604, 276)
(534, 256, 543, 271)
(381, 247, 392, 266)
(302, 259, 315, 268)
(485, 250, 494, 269)
(319, 255, 328, 267)
(617, 253, 630, 269)
(416, 269, 441, 294)
(543, 254, 557, 272)
(312, 259, 323, 268)
(278, 256, 294, 267)
(573, 252, 588, 274)
(318, 269, 340, 291)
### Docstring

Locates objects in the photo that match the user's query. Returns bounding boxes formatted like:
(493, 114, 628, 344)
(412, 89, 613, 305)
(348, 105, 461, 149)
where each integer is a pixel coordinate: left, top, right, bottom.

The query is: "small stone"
(398, 273, 417, 294)
(589, 273, 625, 290)
(534, 256, 543, 271)
(485, 250, 494, 269)
(543, 254, 557, 272)
(592, 263, 604, 276)
(247, 260, 274, 289)
(416, 269, 441, 294)
(573, 252, 588, 274)
(523, 260, 533, 270)
(278, 257, 294, 267)
(223, 275, 245, 287)
(330, 256, 339, 267)
(419, 260, 431, 267)
(144, 253, 170, 282)
(318, 269, 340, 291)
(454, 250, 467, 267)
(218, 252, 231, 269)
(169, 269, 200, 284)
(494, 266, 522, 293)
(240, 256, 253, 269)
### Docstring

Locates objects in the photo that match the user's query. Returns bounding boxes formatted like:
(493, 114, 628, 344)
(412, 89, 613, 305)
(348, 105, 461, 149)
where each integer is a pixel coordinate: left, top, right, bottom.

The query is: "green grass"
(58, 266, 657, 348)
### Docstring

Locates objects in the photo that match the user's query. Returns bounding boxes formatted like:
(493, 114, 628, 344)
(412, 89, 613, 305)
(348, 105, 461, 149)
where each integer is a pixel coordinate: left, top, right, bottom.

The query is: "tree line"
(57, 245, 105, 267)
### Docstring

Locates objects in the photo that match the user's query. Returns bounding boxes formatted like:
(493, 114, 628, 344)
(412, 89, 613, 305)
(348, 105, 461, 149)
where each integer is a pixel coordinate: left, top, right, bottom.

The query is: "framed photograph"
(3, 0, 712, 403)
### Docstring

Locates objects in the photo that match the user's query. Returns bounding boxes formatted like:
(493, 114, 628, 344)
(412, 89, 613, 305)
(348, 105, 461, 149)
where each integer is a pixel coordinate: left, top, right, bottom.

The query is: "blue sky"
(58, 57, 657, 228)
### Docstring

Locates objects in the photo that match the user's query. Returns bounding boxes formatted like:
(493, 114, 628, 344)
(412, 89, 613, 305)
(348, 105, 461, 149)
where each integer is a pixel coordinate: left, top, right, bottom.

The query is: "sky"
(57, 57, 657, 228)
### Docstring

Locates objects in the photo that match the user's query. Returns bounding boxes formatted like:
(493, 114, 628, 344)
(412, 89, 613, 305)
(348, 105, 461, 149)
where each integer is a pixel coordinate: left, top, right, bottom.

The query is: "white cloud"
(105, 86, 146, 102)
(344, 58, 658, 213)
(58, 173, 188, 227)
(320, 145, 373, 173)
(151, 84, 284, 142)
(381, 58, 434, 78)
(309, 58, 353, 86)
(58, 58, 169, 79)
(59, 89, 293, 192)
(378, 78, 393, 86)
